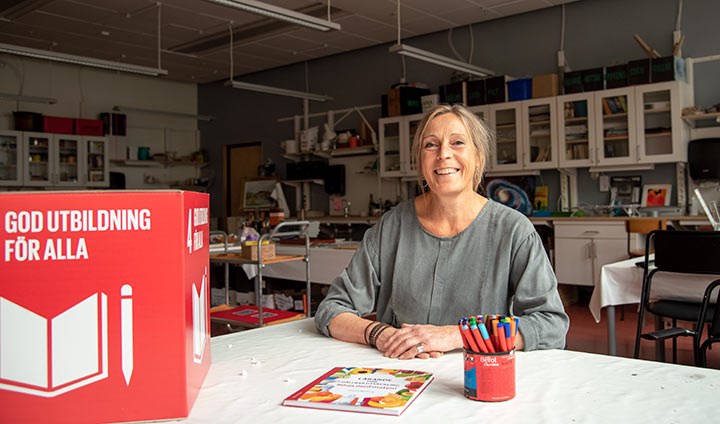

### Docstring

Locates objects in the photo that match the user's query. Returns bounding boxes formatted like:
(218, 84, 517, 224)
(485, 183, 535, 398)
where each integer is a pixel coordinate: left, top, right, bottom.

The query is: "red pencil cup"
(463, 349, 515, 401)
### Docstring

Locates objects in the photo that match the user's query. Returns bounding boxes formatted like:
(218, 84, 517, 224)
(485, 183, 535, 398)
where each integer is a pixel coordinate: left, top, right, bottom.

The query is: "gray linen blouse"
(314, 198, 569, 350)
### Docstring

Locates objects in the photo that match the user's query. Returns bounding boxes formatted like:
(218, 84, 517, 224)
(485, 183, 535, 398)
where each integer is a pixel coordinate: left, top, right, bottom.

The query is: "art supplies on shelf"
(282, 367, 434, 416)
(458, 315, 519, 353)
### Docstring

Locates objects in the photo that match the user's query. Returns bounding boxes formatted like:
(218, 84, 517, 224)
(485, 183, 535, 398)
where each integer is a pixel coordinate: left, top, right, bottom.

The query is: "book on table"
(282, 367, 434, 416)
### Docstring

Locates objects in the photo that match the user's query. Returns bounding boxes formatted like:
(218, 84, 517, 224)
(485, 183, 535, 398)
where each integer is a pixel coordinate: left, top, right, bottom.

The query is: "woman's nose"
(437, 141, 452, 159)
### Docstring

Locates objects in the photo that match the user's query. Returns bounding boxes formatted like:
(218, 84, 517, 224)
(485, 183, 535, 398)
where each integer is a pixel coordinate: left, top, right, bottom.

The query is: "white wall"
(0, 53, 200, 190)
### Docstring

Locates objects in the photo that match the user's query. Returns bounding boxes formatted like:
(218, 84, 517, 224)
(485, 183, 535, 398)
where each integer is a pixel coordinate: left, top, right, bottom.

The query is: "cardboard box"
(74, 118, 104, 136)
(485, 76, 510, 104)
(241, 240, 276, 260)
(43, 116, 74, 134)
(605, 64, 628, 89)
(651, 56, 685, 82)
(387, 86, 431, 116)
(421, 94, 439, 112)
(582, 68, 604, 91)
(439, 81, 466, 104)
(0, 190, 211, 423)
(466, 79, 486, 106)
(532, 74, 559, 98)
(627, 58, 651, 85)
(563, 71, 584, 94)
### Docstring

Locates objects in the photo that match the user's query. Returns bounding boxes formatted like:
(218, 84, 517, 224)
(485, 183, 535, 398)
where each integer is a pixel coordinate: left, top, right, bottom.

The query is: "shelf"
(682, 112, 720, 129)
(111, 159, 208, 168)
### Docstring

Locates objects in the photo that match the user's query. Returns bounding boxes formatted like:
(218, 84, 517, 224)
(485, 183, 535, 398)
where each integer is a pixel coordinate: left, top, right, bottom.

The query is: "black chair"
(633, 230, 720, 365)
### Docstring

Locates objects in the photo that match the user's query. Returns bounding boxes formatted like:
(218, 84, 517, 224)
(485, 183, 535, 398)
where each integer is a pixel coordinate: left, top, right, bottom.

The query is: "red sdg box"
(0, 190, 211, 423)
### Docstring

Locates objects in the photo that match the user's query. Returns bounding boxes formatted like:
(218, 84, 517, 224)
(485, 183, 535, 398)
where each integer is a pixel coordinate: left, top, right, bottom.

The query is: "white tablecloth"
(589, 255, 717, 322)
(173, 319, 718, 423)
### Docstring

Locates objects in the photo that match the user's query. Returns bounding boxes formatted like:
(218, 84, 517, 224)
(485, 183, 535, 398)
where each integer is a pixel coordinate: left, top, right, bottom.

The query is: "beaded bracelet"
(371, 324, 392, 349)
(363, 321, 376, 346)
(368, 323, 390, 348)
(367, 322, 385, 347)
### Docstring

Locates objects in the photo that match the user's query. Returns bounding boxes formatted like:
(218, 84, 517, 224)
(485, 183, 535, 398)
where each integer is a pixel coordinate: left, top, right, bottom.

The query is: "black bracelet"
(372, 324, 392, 349)
(363, 321, 376, 346)
(369, 323, 389, 348)
(367, 322, 385, 347)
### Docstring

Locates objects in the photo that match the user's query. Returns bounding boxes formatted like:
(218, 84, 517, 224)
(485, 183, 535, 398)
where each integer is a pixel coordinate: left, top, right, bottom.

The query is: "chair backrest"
(649, 230, 720, 275)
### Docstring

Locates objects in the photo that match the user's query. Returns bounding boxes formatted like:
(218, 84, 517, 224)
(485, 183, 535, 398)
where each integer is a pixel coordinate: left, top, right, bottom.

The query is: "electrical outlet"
(599, 175, 610, 192)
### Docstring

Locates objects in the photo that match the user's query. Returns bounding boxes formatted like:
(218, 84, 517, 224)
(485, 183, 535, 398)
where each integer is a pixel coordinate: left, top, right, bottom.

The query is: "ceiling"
(0, 0, 577, 84)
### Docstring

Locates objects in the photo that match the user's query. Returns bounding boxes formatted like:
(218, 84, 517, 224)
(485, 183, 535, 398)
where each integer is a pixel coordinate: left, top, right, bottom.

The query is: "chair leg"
(671, 319, 678, 364)
(634, 304, 647, 359)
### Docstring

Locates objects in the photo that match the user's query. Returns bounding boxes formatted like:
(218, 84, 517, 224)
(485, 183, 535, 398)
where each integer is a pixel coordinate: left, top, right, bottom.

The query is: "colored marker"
(468, 317, 489, 353)
(497, 322, 508, 352)
(461, 320, 480, 352)
(504, 321, 513, 351)
(458, 320, 469, 350)
(478, 323, 495, 353)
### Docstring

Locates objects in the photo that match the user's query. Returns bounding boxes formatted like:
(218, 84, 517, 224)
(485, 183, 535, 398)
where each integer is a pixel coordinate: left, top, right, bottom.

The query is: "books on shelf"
(282, 367, 434, 416)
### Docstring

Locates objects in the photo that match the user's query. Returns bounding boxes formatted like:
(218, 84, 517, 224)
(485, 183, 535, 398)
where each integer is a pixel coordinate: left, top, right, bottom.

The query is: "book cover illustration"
(283, 367, 434, 416)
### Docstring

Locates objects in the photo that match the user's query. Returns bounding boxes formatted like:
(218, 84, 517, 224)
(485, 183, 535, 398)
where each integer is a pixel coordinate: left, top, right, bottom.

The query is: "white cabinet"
(378, 113, 423, 178)
(554, 221, 628, 287)
(21, 132, 109, 187)
(558, 81, 690, 168)
(0, 130, 23, 186)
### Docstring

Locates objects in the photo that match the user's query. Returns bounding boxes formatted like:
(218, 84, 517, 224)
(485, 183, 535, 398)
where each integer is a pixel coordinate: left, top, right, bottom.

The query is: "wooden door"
(225, 143, 262, 217)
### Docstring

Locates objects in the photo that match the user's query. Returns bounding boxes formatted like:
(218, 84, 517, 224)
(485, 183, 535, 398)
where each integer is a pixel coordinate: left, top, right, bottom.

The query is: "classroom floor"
(564, 294, 720, 369)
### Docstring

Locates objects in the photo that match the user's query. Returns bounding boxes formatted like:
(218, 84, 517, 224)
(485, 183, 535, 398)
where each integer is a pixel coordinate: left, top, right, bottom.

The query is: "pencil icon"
(121, 284, 134, 385)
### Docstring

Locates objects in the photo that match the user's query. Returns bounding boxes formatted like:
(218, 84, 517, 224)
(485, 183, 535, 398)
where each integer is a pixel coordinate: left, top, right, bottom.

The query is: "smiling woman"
(314, 103, 568, 360)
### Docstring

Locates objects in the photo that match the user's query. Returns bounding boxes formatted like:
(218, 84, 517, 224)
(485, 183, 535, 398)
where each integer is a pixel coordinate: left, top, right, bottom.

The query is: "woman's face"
(420, 113, 478, 196)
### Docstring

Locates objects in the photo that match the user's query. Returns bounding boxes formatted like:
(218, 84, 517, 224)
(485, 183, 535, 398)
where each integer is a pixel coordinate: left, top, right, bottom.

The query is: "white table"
(171, 319, 719, 422)
(589, 255, 716, 355)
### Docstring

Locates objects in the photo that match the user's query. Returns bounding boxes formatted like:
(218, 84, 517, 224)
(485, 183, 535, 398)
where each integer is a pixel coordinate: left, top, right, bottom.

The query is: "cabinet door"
(595, 87, 637, 165)
(402, 114, 424, 176)
(0, 130, 23, 186)
(557, 92, 596, 168)
(488, 102, 523, 171)
(378, 117, 403, 177)
(522, 97, 558, 169)
(23, 132, 53, 186)
(636, 81, 687, 163)
(54, 134, 82, 186)
(84, 136, 110, 187)
(555, 238, 594, 286)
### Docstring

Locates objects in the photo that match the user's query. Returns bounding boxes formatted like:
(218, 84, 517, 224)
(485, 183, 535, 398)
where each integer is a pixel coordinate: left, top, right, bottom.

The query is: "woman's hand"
(377, 323, 463, 360)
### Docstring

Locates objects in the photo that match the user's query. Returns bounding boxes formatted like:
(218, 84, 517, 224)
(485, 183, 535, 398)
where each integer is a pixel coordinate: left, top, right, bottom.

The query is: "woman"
(314, 103, 568, 359)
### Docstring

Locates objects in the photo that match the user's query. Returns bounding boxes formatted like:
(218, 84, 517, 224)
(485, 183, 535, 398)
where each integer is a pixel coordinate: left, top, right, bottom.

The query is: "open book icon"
(0, 293, 109, 397)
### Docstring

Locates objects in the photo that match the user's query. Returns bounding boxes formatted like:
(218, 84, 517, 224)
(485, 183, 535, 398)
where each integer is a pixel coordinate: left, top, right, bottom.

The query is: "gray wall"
(199, 0, 720, 218)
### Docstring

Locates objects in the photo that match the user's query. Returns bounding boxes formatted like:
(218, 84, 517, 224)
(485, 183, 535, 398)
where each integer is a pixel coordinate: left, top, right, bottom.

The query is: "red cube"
(74, 118, 104, 136)
(43, 116, 74, 134)
(0, 190, 211, 423)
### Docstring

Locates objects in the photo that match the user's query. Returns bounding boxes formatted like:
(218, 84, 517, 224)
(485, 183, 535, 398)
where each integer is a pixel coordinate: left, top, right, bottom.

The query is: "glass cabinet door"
(85, 137, 109, 186)
(379, 117, 403, 177)
(55, 135, 81, 185)
(489, 103, 523, 171)
(558, 93, 595, 168)
(24, 133, 52, 186)
(636, 81, 684, 163)
(595, 88, 636, 165)
(404, 115, 423, 175)
(523, 98, 557, 169)
(0, 131, 22, 186)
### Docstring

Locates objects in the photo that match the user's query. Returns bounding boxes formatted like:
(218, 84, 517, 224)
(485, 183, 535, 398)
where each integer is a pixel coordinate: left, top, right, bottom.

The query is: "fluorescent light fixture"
(203, 0, 340, 31)
(0, 92, 56, 104)
(389, 43, 494, 77)
(0, 42, 168, 76)
(113, 106, 215, 122)
(225, 80, 332, 102)
(588, 164, 655, 173)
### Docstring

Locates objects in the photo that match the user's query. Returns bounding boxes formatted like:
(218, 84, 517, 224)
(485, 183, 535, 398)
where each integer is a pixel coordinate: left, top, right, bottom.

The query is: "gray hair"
(410, 103, 494, 192)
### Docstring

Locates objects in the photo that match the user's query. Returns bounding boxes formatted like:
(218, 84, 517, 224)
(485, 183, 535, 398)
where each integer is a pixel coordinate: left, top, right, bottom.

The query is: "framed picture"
(641, 184, 672, 207)
(243, 179, 277, 209)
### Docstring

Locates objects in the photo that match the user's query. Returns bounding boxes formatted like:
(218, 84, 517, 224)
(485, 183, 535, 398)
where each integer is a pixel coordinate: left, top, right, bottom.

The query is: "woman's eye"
(452, 139, 466, 146)
(423, 141, 438, 149)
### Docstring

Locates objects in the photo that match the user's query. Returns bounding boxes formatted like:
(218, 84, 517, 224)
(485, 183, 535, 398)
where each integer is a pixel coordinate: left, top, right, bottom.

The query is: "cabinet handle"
(581, 231, 600, 236)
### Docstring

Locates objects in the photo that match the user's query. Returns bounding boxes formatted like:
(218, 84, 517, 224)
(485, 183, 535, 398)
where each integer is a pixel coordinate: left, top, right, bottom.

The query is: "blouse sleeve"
(314, 225, 381, 337)
(509, 229, 570, 350)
